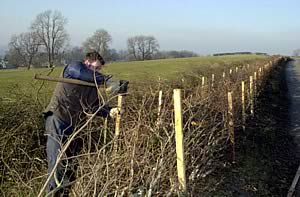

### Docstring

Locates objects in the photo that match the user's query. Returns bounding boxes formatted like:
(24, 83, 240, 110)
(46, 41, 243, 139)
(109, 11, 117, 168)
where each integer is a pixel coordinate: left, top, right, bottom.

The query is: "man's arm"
(64, 62, 105, 84)
(97, 105, 113, 118)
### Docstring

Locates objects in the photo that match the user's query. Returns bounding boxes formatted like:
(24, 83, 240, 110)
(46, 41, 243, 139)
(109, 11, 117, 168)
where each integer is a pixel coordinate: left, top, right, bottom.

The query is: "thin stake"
(250, 76, 254, 116)
(158, 90, 163, 117)
(115, 95, 123, 136)
(254, 72, 257, 98)
(228, 92, 235, 161)
(173, 89, 187, 192)
(259, 67, 262, 76)
(201, 76, 205, 87)
(242, 81, 245, 131)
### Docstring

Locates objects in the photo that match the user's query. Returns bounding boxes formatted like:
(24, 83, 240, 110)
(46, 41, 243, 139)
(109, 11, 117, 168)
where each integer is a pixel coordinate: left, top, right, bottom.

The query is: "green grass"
(102, 55, 268, 81)
(293, 56, 300, 60)
(0, 55, 268, 97)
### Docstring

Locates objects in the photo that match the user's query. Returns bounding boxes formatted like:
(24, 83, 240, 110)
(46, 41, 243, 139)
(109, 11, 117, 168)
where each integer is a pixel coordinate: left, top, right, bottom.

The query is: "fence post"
(157, 90, 163, 126)
(158, 90, 163, 117)
(259, 67, 262, 78)
(228, 92, 235, 161)
(114, 95, 124, 152)
(254, 72, 257, 95)
(201, 76, 205, 87)
(173, 89, 187, 192)
(241, 81, 245, 132)
(115, 95, 123, 136)
(211, 73, 215, 88)
(250, 76, 254, 116)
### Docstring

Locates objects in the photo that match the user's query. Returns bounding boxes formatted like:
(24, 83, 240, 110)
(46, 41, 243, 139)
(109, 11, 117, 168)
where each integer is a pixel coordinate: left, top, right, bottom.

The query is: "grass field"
(0, 55, 268, 98)
(293, 56, 300, 60)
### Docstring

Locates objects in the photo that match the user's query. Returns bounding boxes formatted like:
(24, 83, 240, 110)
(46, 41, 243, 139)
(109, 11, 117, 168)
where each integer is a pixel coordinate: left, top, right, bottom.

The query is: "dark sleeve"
(64, 62, 105, 84)
(96, 105, 112, 118)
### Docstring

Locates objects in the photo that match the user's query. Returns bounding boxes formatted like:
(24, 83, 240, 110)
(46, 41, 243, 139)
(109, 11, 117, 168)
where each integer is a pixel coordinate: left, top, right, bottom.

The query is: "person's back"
(44, 51, 108, 196)
(44, 61, 102, 126)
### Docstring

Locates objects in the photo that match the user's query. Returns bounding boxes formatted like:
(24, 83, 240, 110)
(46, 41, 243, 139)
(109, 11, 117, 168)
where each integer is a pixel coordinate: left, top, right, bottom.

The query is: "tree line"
(2, 10, 199, 69)
(213, 52, 268, 56)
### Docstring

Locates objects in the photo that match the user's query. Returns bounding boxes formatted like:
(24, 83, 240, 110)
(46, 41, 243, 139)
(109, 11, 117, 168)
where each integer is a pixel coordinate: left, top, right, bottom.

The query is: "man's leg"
(45, 114, 73, 196)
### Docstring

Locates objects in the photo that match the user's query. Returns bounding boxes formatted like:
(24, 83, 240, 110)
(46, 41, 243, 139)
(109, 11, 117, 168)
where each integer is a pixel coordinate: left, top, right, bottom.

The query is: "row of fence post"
(111, 59, 276, 193)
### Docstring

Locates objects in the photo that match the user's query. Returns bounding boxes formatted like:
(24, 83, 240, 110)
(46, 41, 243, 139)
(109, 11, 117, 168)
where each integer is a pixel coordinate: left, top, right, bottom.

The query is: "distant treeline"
(213, 52, 268, 56)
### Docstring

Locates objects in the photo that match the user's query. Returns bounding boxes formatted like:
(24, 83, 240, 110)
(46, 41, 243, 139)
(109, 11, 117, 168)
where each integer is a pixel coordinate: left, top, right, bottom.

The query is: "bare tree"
(117, 49, 129, 61)
(127, 37, 138, 60)
(83, 29, 112, 60)
(31, 10, 69, 68)
(8, 32, 40, 69)
(127, 35, 159, 61)
(64, 46, 85, 64)
(6, 48, 23, 67)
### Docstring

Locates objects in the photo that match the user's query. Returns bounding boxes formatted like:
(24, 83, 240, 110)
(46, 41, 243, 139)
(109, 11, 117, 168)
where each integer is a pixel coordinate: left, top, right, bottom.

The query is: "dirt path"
(286, 59, 300, 196)
(286, 60, 300, 156)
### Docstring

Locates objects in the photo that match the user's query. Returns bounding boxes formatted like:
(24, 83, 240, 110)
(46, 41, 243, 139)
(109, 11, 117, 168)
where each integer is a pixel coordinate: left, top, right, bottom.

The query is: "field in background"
(0, 55, 267, 98)
(293, 56, 300, 60)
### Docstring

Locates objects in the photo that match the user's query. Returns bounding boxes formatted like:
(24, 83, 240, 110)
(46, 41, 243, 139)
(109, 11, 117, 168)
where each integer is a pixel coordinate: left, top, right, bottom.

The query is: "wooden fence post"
(254, 72, 257, 95)
(250, 76, 254, 116)
(157, 90, 163, 126)
(241, 81, 245, 131)
(228, 92, 235, 161)
(173, 89, 187, 192)
(201, 76, 205, 87)
(158, 90, 163, 117)
(201, 76, 207, 98)
(115, 95, 123, 137)
(259, 67, 262, 78)
(114, 95, 123, 152)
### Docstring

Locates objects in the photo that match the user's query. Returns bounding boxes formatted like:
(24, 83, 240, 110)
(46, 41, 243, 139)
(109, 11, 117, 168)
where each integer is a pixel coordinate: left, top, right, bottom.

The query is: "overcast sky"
(1, 0, 300, 55)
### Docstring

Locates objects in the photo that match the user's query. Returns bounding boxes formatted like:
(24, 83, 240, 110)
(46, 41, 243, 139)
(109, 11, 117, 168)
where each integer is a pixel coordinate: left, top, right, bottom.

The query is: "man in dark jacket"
(44, 51, 113, 196)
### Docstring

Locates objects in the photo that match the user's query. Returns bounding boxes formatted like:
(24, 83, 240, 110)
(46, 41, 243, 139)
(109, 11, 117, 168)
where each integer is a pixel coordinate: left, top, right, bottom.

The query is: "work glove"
(105, 78, 129, 95)
(109, 107, 124, 118)
(119, 80, 129, 94)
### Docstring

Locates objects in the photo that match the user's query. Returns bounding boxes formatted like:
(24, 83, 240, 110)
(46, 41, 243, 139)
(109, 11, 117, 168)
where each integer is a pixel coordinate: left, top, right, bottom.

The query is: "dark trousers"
(45, 114, 82, 196)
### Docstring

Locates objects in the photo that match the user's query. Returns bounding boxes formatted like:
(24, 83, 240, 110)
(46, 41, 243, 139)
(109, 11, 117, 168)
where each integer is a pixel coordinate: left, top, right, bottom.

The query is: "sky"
(0, 0, 300, 55)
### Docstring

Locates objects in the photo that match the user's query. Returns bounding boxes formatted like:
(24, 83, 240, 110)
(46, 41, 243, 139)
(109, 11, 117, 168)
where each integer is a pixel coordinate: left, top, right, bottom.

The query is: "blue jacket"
(64, 61, 105, 83)
(44, 61, 111, 125)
